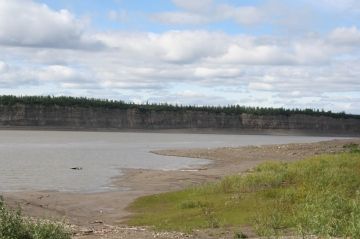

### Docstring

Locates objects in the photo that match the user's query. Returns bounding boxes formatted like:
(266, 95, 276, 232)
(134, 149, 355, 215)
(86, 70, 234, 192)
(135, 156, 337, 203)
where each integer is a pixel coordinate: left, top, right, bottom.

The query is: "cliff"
(0, 104, 359, 135)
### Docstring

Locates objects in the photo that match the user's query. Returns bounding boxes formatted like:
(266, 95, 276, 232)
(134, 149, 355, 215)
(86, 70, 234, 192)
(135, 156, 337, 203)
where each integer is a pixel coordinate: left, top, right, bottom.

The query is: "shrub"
(0, 199, 71, 239)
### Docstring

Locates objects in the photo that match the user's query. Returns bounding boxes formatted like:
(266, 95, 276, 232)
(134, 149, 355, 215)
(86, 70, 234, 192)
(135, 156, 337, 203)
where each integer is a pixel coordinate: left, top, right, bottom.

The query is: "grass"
(0, 198, 71, 239)
(127, 144, 360, 238)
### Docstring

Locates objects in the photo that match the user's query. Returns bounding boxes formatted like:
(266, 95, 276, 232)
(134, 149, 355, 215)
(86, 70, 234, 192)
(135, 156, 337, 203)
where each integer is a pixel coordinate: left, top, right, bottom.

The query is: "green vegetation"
(0, 198, 70, 239)
(0, 95, 359, 119)
(344, 143, 360, 153)
(128, 147, 360, 238)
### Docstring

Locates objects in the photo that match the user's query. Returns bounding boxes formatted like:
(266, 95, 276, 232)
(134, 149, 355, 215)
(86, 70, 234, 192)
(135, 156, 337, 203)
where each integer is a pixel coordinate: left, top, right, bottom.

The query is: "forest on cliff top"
(0, 95, 358, 119)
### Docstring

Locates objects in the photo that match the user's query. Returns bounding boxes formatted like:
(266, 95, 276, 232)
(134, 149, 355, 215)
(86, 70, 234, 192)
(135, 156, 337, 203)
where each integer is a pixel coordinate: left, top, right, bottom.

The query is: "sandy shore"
(2, 138, 360, 238)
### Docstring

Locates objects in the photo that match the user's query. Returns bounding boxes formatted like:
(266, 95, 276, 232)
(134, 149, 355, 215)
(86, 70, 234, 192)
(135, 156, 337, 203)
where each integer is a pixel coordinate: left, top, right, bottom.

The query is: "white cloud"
(0, 0, 100, 49)
(152, 12, 209, 25)
(154, 1, 263, 26)
(249, 82, 274, 91)
(329, 26, 360, 45)
(217, 43, 294, 65)
(217, 5, 263, 25)
(0, 62, 99, 89)
(293, 39, 334, 64)
(95, 30, 349, 66)
(194, 67, 242, 78)
(0, 61, 8, 73)
(171, 0, 213, 12)
(2, 32, 360, 112)
(0, 63, 38, 88)
(0, 0, 359, 113)
(96, 30, 228, 63)
(177, 90, 205, 98)
(38, 65, 82, 82)
(108, 9, 128, 22)
(154, 31, 227, 62)
(311, 0, 360, 12)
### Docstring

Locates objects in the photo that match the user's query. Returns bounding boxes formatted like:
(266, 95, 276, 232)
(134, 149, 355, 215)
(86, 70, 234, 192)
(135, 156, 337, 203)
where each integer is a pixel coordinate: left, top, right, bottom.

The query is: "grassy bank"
(0, 199, 70, 239)
(127, 144, 360, 238)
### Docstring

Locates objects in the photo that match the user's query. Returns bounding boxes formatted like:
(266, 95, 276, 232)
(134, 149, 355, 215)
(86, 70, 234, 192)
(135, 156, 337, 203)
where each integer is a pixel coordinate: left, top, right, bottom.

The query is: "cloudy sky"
(0, 0, 359, 113)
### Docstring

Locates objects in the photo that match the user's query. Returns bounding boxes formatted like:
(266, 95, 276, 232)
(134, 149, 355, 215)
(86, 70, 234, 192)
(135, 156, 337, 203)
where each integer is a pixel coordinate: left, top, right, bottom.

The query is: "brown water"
(0, 130, 341, 192)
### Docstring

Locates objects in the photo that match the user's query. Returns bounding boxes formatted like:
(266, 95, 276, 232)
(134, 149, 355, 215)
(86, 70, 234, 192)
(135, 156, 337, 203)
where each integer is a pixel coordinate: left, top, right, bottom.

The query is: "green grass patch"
(344, 142, 360, 153)
(127, 151, 360, 238)
(0, 198, 71, 239)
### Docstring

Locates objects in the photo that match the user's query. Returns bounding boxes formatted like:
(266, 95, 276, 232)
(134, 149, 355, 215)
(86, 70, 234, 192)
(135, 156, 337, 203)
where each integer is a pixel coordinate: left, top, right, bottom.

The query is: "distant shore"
(0, 126, 358, 137)
(1, 98, 359, 136)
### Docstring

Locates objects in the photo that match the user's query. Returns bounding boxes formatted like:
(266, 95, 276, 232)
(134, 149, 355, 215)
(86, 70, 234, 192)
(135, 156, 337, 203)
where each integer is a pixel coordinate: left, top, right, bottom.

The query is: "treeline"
(0, 95, 358, 119)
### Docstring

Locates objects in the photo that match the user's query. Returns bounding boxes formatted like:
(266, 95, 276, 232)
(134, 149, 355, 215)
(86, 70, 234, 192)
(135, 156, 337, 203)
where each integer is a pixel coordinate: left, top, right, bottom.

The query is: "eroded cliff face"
(0, 104, 359, 135)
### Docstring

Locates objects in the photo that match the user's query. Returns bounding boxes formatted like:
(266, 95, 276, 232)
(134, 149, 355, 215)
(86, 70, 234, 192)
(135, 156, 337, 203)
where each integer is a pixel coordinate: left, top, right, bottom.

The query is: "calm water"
(0, 130, 341, 192)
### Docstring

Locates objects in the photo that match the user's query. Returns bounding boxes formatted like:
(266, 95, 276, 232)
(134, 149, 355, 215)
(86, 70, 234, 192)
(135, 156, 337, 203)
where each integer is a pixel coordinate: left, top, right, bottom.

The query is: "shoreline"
(0, 126, 358, 137)
(2, 138, 360, 238)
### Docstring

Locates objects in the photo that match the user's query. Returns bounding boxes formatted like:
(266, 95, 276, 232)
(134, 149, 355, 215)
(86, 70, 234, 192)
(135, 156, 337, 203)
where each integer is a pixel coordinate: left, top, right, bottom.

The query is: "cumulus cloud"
(108, 9, 128, 23)
(0, 0, 101, 49)
(249, 82, 274, 91)
(3, 26, 358, 100)
(94, 30, 352, 66)
(95, 30, 228, 63)
(311, 0, 360, 12)
(0, 63, 39, 88)
(0, 0, 359, 113)
(171, 0, 213, 12)
(0, 61, 8, 73)
(292, 39, 335, 64)
(216, 5, 263, 25)
(153, 1, 263, 26)
(152, 12, 209, 25)
(329, 26, 360, 45)
(37, 65, 97, 88)
(194, 67, 242, 78)
(153, 1, 326, 32)
(216, 43, 294, 65)
(0, 61, 99, 89)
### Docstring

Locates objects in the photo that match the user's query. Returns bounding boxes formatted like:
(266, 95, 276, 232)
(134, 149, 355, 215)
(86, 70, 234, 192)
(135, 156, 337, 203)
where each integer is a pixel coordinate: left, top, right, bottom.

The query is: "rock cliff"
(0, 104, 359, 135)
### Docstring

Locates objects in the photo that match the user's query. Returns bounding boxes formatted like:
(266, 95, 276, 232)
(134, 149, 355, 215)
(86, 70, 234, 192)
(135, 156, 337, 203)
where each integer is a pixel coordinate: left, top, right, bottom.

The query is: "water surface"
(0, 130, 341, 192)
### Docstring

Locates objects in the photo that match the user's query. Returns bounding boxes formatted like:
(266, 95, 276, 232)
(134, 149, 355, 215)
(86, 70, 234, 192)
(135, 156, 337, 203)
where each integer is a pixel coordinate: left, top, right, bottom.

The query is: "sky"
(0, 0, 359, 114)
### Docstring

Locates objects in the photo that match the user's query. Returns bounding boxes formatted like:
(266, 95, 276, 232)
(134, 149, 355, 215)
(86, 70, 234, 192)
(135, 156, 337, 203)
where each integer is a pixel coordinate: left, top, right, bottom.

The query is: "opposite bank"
(0, 104, 359, 136)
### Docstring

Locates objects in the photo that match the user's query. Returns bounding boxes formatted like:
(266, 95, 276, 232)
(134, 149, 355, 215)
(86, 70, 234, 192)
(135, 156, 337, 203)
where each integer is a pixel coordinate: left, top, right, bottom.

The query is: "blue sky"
(38, 0, 359, 34)
(40, 0, 269, 33)
(0, 0, 360, 113)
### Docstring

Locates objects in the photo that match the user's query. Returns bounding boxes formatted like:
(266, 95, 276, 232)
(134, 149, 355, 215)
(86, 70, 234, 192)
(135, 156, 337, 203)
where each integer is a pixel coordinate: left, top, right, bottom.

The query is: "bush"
(0, 199, 70, 239)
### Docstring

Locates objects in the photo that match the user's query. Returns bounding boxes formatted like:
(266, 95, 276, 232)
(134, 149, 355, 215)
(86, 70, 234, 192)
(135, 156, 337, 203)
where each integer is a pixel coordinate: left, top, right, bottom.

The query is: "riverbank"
(1, 127, 358, 137)
(2, 138, 360, 238)
(1, 97, 359, 136)
(129, 144, 360, 238)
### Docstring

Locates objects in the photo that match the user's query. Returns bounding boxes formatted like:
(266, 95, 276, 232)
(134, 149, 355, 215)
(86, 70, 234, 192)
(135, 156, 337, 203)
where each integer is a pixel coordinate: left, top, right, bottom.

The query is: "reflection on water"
(0, 130, 340, 192)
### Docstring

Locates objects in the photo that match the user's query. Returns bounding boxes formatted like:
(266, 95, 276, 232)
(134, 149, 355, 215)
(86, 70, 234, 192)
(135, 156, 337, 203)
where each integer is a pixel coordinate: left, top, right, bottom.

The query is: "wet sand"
(2, 138, 360, 238)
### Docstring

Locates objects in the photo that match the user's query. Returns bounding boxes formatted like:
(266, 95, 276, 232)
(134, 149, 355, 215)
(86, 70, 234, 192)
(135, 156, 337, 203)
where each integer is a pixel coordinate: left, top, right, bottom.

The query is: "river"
(0, 130, 341, 192)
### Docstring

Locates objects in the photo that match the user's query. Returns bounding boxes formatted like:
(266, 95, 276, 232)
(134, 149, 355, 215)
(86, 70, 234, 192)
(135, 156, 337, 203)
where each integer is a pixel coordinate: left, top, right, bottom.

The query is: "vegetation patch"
(0, 198, 70, 239)
(127, 151, 360, 238)
(344, 143, 360, 153)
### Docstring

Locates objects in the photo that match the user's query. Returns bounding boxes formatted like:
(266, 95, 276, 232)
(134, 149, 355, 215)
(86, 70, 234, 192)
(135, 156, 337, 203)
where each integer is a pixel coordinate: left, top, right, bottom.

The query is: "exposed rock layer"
(0, 104, 359, 135)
